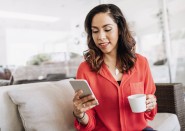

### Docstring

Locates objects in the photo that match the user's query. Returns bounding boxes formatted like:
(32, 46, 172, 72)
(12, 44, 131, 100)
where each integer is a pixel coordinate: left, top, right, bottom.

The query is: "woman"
(72, 4, 157, 131)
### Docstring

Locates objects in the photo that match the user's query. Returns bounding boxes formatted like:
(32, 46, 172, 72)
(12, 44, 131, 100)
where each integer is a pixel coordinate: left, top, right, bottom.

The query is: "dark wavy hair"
(84, 4, 136, 73)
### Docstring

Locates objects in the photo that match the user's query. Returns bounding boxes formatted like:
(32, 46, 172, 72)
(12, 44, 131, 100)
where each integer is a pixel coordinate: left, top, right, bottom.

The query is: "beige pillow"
(8, 79, 76, 131)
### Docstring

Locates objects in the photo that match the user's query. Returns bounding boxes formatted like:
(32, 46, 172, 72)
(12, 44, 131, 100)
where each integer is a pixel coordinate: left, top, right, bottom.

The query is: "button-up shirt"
(75, 54, 157, 131)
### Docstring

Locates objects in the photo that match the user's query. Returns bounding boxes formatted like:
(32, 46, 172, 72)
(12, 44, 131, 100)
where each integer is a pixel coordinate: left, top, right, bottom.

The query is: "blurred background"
(0, 0, 185, 85)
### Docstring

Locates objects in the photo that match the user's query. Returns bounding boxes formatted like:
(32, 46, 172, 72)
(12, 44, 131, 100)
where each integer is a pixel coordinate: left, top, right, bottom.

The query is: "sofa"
(0, 79, 182, 131)
(153, 83, 185, 131)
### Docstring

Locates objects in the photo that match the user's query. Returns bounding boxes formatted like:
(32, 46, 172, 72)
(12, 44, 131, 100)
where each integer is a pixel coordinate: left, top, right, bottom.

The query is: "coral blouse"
(74, 54, 157, 131)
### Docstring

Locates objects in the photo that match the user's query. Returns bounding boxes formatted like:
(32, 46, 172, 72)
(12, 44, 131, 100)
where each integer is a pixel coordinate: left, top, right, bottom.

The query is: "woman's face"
(91, 13, 119, 55)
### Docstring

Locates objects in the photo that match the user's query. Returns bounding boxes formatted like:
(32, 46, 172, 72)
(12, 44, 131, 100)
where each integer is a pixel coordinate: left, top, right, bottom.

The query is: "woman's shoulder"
(76, 61, 93, 79)
(136, 53, 147, 62)
(78, 61, 91, 71)
(135, 53, 148, 66)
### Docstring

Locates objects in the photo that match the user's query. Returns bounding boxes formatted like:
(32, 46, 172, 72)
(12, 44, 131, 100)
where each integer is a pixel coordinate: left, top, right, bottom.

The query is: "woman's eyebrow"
(91, 26, 98, 29)
(102, 24, 112, 28)
(91, 24, 112, 29)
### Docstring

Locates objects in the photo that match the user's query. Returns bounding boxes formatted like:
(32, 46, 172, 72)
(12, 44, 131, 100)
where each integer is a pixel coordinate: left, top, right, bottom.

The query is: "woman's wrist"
(73, 111, 87, 124)
(73, 111, 85, 119)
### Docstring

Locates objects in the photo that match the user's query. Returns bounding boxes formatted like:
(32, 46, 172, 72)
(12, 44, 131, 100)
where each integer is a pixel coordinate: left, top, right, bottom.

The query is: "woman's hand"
(146, 94, 157, 112)
(73, 90, 99, 118)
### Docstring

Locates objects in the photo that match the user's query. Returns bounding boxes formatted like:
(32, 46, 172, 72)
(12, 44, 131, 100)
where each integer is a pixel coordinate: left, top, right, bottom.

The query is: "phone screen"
(69, 79, 94, 98)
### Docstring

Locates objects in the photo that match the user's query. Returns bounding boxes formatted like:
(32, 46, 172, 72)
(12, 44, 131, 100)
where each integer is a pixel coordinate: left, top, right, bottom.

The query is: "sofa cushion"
(0, 85, 24, 131)
(8, 79, 76, 131)
(148, 113, 180, 131)
(0, 79, 10, 86)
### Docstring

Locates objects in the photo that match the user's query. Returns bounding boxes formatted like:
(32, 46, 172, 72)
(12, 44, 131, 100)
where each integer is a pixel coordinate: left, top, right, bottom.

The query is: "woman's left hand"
(146, 94, 157, 111)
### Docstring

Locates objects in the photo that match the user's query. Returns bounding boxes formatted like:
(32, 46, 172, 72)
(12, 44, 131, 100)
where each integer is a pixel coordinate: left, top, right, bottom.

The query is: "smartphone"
(69, 79, 95, 98)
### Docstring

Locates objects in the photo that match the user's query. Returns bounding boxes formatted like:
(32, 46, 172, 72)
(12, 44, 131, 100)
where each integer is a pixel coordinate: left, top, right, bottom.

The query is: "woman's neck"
(103, 53, 117, 67)
(103, 53, 122, 81)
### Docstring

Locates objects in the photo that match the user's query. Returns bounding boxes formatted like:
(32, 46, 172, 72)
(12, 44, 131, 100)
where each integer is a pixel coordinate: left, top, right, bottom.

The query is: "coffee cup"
(128, 94, 146, 113)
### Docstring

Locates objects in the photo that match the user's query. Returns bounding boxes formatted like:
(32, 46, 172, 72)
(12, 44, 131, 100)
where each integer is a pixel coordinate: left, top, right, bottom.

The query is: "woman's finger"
(80, 94, 96, 103)
(81, 100, 99, 112)
(73, 90, 83, 102)
(146, 94, 157, 111)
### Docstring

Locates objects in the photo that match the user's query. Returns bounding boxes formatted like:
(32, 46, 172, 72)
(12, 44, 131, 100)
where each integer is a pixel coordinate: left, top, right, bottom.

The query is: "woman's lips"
(99, 42, 109, 48)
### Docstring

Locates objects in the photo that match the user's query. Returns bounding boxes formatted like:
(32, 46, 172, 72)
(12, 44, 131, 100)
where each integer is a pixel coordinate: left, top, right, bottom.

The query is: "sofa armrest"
(148, 113, 180, 131)
(0, 86, 24, 131)
(155, 83, 185, 131)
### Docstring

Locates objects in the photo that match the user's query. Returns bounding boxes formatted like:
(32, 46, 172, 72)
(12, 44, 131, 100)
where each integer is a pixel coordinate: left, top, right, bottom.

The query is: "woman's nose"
(98, 31, 106, 40)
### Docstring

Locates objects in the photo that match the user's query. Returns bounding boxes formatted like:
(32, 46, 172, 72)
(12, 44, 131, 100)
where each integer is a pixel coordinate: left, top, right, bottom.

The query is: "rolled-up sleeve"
(143, 58, 157, 120)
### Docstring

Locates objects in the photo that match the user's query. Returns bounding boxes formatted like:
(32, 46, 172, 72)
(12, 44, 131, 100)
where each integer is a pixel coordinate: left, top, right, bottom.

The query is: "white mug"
(128, 94, 146, 113)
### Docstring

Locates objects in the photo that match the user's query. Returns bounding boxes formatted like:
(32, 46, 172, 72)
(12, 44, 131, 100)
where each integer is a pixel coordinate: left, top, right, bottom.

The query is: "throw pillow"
(8, 79, 76, 131)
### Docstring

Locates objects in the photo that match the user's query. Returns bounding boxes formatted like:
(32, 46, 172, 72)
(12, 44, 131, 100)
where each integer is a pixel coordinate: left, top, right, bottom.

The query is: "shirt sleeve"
(143, 58, 157, 120)
(74, 110, 96, 131)
(74, 62, 97, 131)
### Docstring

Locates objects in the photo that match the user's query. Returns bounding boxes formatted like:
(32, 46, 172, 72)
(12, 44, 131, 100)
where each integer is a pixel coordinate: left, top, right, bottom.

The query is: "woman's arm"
(73, 62, 98, 130)
(143, 58, 157, 120)
(73, 90, 98, 125)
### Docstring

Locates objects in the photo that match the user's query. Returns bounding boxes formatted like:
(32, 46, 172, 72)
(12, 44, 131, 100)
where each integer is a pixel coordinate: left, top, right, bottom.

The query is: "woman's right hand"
(73, 89, 99, 118)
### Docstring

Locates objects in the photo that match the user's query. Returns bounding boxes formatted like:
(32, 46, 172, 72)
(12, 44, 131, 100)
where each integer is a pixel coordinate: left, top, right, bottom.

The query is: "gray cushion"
(0, 85, 24, 131)
(8, 79, 76, 131)
(148, 113, 180, 131)
(0, 80, 10, 86)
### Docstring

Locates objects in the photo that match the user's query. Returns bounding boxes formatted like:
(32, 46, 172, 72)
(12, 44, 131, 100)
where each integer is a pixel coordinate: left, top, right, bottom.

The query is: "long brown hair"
(84, 4, 136, 73)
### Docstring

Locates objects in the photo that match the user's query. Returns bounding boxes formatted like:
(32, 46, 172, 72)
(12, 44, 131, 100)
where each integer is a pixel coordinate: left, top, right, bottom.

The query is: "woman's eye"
(105, 29, 111, 32)
(92, 30, 98, 33)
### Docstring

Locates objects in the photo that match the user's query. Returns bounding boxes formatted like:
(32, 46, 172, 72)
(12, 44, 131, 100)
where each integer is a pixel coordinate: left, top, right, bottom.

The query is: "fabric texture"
(142, 127, 155, 131)
(0, 79, 10, 86)
(0, 85, 24, 131)
(74, 54, 157, 131)
(8, 79, 76, 131)
(148, 113, 180, 131)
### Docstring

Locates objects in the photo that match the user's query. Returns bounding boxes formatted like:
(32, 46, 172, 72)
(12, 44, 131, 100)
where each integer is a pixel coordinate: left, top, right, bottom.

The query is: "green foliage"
(27, 54, 51, 65)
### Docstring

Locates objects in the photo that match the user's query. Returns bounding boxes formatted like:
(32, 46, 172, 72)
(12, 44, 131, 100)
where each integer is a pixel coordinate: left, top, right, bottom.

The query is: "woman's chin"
(101, 50, 111, 54)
